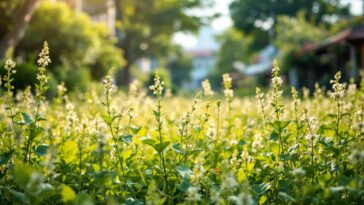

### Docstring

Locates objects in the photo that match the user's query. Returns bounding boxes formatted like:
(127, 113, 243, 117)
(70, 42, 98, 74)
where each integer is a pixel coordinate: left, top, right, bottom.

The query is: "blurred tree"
(166, 47, 193, 88)
(0, 0, 40, 60)
(114, 0, 211, 85)
(230, 0, 350, 53)
(215, 28, 252, 75)
(16, 2, 124, 89)
(274, 12, 326, 73)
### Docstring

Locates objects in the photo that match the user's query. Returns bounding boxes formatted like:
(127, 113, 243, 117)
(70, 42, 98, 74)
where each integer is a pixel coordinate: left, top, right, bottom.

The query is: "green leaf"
(154, 141, 170, 153)
(121, 134, 133, 144)
(251, 183, 270, 195)
(76, 191, 94, 205)
(61, 184, 76, 202)
(279, 192, 295, 202)
(142, 139, 156, 147)
(259, 195, 267, 205)
(34, 144, 49, 156)
(178, 177, 190, 192)
(172, 143, 185, 154)
(288, 143, 299, 153)
(0, 150, 14, 165)
(21, 112, 33, 125)
(270, 132, 279, 141)
(326, 114, 337, 119)
(102, 114, 113, 125)
(130, 126, 141, 134)
(176, 165, 192, 178)
(9, 189, 29, 203)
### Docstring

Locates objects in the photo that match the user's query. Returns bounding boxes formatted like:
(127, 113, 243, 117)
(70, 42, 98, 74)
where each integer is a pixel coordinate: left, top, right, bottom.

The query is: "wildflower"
(36, 41, 50, 102)
(210, 188, 221, 203)
(223, 73, 234, 99)
(271, 60, 283, 96)
(57, 82, 67, 97)
(228, 192, 254, 205)
(3, 59, 16, 96)
(205, 121, 216, 140)
(302, 87, 310, 100)
(252, 133, 263, 153)
(186, 186, 201, 201)
(348, 149, 364, 164)
(291, 167, 306, 178)
(347, 78, 357, 96)
(128, 79, 139, 96)
(329, 71, 346, 101)
(37, 41, 51, 67)
(103, 74, 115, 96)
(149, 72, 164, 96)
(291, 87, 300, 108)
(313, 83, 323, 99)
(202, 79, 214, 96)
(221, 172, 238, 191)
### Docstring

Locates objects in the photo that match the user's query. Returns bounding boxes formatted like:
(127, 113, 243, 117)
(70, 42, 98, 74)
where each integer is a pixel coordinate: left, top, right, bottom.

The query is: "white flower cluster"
(128, 79, 139, 96)
(271, 60, 283, 99)
(223, 73, 234, 99)
(228, 192, 254, 205)
(4, 59, 16, 73)
(252, 133, 263, 153)
(303, 108, 319, 145)
(149, 72, 164, 96)
(313, 83, 323, 99)
(36, 42, 50, 102)
(291, 167, 306, 178)
(3, 59, 16, 93)
(348, 148, 364, 164)
(291, 87, 300, 108)
(205, 121, 216, 140)
(103, 74, 115, 96)
(202, 79, 214, 96)
(186, 153, 205, 202)
(186, 186, 201, 201)
(37, 41, 51, 68)
(329, 71, 345, 101)
(221, 172, 238, 191)
(57, 82, 67, 97)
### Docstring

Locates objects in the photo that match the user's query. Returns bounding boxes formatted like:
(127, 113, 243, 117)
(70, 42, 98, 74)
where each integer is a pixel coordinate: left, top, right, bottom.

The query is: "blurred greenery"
(229, 0, 350, 54)
(16, 2, 124, 82)
(114, 0, 211, 84)
(215, 28, 253, 75)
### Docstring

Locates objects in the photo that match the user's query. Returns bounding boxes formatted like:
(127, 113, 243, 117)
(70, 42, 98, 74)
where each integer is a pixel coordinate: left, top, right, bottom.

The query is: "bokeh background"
(1, 0, 364, 97)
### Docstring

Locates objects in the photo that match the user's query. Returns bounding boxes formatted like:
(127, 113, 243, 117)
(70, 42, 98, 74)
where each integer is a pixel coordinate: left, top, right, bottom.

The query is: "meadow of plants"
(0, 42, 363, 205)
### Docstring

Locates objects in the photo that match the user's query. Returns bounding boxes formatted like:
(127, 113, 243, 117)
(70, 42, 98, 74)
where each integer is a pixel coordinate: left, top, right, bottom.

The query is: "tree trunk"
(114, 0, 131, 85)
(0, 0, 40, 60)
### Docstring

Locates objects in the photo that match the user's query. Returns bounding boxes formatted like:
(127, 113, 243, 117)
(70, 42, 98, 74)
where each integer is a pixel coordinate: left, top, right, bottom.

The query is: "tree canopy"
(114, 0, 211, 84)
(229, 0, 350, 52)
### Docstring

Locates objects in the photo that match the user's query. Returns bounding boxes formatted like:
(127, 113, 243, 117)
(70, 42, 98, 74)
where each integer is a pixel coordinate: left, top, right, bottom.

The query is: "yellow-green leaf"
(61, 184, 76, 202)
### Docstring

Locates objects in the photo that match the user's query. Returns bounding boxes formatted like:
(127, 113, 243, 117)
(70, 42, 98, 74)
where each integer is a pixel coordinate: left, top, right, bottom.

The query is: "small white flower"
(186, 186, 201, 201)
(202, 79, 214, 96)
(149, 72, 164, 96)
(291, 167, 306, 177)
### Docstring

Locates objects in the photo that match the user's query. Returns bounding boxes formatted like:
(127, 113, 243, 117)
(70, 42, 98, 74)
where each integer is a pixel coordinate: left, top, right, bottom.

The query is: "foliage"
(215, 28, 253, 75)
(229, 0, 350, 53)
(166, 48, 193, 88)
(274, 12, 326, 73)
(114, 0, 212, 84)
(16, 1, 124, 81)
(0, 45, 364, 205)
